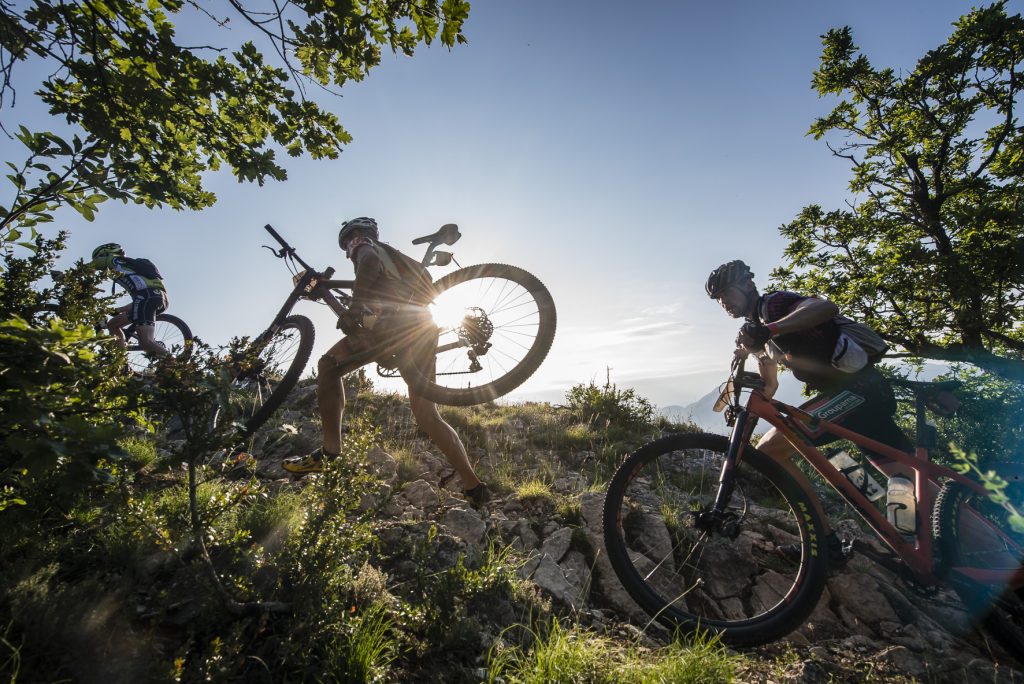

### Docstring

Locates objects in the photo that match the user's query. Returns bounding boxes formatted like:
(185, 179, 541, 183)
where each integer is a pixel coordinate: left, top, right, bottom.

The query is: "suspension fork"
(712, 407, 758, 511)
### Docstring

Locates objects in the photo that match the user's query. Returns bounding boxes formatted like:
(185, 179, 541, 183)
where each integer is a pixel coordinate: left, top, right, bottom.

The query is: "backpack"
(122, 257, 162, 280)
(836, 319, 889, 363)
(374, 242, 435, 305)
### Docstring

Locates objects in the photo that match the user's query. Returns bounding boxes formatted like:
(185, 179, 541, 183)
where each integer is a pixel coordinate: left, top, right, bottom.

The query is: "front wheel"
(233, 315, 315, 437)
(934, 462, 1024, 659)
(602, 432, 829, 645)
(399, 263, 556, 406)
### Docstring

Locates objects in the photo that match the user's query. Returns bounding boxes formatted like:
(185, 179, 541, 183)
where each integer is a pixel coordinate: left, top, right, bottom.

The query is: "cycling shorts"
(130, 288, 168, 327)
(794, 366, 913, 457)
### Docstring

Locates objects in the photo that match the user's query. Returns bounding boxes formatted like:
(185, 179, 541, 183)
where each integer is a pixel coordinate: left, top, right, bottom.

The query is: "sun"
(430, 296, 470, 331)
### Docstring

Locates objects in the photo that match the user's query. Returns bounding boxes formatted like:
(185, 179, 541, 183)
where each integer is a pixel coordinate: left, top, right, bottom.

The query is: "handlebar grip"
(264, 223, 290, 249)
(324, 267, 335, 279)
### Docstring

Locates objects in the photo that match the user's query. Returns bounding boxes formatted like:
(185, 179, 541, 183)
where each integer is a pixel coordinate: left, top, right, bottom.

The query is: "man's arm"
(765, 296, 838, 336)
(756, 354, 779, 399)
(350, 245, 386, 311)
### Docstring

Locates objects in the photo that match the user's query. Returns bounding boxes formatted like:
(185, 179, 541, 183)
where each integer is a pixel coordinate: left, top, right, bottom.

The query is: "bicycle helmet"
(705, 260, 754, 298)
(92, 242, 124, 260)
(338, 217, 379, 248)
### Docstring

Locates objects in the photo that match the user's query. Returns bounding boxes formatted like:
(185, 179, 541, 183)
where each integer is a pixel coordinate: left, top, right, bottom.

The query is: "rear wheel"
(602, 432, 829, 645)
(934, 462, 1024, 659)
(232, 315, 315, 437)
(126, 313, 193, 373)
(398, 263, 556, 406)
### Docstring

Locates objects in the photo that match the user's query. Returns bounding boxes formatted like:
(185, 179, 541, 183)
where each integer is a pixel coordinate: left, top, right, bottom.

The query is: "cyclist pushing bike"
(705, 259, 916, 565)
(281, 217, 490, 506)
(89, 243, 171, 358)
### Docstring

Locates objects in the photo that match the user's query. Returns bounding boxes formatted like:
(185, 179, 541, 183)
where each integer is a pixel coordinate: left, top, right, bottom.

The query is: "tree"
(773, 2, 1024, 380)
(0, 0, 470, 244)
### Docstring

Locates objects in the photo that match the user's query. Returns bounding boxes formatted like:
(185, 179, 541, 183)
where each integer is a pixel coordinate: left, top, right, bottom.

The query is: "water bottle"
(828, 450, 884, 501)
(886, 474, 917, 534)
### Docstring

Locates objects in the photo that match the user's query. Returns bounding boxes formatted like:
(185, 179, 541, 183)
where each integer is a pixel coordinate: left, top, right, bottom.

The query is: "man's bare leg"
(135, 324, 169, 356)
(317, 337, 364, 456)
(106, 307, 131, 347)
(757, 428, 835, 534)
(408, 392, 481, 491)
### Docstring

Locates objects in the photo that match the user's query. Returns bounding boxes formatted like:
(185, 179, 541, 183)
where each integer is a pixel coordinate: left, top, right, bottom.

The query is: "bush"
(564, 372, 655, 441)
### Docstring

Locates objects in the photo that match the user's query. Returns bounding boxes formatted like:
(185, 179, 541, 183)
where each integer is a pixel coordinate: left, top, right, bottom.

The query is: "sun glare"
(430, 297, 470, 331)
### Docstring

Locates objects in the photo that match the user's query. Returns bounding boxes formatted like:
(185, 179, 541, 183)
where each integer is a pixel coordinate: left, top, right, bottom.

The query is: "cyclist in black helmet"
(282, 217, 490, 507)
(706, 259, 913, 565)
(89, 243, 170, 357)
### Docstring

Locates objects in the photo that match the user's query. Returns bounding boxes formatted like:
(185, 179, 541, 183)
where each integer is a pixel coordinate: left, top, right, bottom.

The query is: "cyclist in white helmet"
(282, 217, 490, 507)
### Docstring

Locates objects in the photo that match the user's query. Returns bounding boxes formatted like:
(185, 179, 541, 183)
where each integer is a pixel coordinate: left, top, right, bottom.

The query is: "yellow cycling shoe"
(282, 448, 337, 474)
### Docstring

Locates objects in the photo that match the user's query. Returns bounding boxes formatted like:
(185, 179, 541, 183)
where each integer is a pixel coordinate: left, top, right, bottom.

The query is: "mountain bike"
(234, 223, 556, 437)
(602, 350, 1023, 655)
(37, 295, 193, 374)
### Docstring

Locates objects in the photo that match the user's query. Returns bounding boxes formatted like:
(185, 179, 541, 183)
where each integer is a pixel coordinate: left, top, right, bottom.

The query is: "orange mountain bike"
(602, 351, 1023, 655)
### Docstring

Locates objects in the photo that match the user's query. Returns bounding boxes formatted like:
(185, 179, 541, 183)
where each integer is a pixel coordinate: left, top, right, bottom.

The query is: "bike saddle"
(412, 223, 461, 246)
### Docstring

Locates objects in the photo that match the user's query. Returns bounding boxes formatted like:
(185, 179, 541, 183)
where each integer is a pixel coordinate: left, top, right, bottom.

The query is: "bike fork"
(712, 407, 756, 511)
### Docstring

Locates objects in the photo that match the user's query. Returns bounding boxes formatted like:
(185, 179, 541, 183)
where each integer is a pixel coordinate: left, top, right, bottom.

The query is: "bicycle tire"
(126, 313, 193, 372)
(933, 462, 1024, 659)
(602, 432, 829, 645)
(237, 315, 315, 437)
(399, 263, 556, 406)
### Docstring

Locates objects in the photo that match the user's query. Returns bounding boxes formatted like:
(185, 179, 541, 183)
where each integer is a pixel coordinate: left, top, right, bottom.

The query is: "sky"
(3, 0, 1014, 408)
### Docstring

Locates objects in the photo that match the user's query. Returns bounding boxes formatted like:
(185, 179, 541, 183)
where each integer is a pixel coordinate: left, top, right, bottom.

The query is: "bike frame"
(719, 371, 1023, 591)
(255, 224, 465, 366)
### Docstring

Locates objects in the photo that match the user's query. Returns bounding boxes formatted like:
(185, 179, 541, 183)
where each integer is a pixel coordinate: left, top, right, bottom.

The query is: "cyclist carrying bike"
(89, 243, 170, 357)
(282, 217, 491, 506)
(706, 259, 914, 563)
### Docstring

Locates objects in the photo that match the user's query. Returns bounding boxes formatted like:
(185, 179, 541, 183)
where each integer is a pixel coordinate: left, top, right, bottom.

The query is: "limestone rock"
(444, 507, 487, 549)
(400, 479, 438, 511)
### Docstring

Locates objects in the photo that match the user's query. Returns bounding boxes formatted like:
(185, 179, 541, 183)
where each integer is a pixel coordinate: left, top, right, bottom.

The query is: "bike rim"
(236, 325, 305, 418)
(612, 446, 810, 628)
(427, 274, 544, 391)
(126, 319, 187, 372)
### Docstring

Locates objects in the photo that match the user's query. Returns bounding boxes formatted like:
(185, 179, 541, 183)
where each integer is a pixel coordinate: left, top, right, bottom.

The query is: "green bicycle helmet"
(338, 217, 379, 249)
(705, 260, 754, 298)
(92, 242, 124, 260)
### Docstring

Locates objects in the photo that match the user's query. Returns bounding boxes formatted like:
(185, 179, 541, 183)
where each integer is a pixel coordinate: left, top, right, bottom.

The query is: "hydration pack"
(837, 319, 889, 363)
(374, 242, 435, 305)
(122, 257, 162, 280)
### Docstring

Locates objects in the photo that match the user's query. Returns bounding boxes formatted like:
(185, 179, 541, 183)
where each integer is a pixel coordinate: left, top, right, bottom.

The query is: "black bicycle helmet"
(338, 217, 379, 248)
(705, 260, 754, 298)
(92, 242, 124, 260)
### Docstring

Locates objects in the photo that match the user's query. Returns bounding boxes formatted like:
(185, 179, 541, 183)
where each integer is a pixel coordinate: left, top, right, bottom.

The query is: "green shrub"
(565, 373, 655, 441)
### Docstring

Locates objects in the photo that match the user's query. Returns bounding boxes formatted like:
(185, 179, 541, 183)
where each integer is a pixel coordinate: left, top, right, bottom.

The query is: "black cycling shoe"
(777, 532, 851, 568)
(463, 482, 491, 508)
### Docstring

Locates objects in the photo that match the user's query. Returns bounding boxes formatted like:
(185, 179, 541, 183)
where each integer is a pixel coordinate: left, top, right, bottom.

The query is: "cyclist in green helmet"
(89, 243, 170, 357)
(282, 217, 490, 507)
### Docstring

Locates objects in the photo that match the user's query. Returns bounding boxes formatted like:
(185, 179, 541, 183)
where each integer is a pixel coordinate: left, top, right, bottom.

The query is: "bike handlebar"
(264, 223, 291, 251)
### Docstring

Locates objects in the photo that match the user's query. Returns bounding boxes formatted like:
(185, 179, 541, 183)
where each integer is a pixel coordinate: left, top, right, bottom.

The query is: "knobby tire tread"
(602, 432, 829, 646)
(933, 462, 1024, 660)
(401, 263, 556, 406)
(242, 315, 315, 437)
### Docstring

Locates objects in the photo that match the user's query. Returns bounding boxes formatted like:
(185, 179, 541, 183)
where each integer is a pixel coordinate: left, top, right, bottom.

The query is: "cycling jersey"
(90, 254, 165, 294)
(755, 291, 911, 455)
(755, 291, 860, 391)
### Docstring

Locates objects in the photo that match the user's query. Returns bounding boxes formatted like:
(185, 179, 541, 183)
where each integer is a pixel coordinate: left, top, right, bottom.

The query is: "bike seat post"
(914, 392, 937, 456)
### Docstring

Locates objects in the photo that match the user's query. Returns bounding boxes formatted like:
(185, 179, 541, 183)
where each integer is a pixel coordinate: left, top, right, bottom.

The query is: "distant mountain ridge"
(660, 372, 804, 434)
